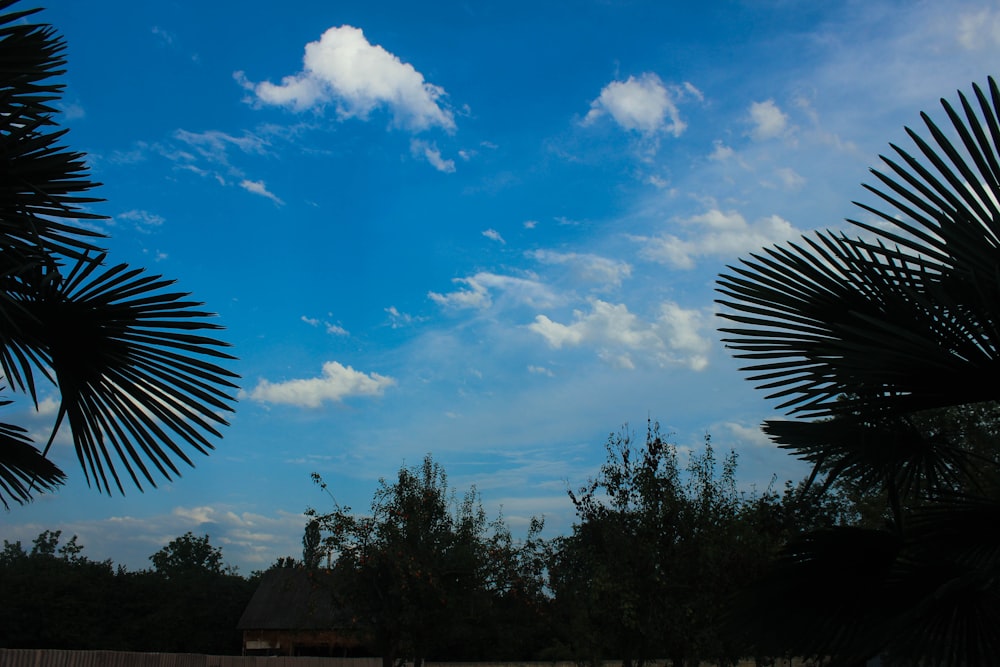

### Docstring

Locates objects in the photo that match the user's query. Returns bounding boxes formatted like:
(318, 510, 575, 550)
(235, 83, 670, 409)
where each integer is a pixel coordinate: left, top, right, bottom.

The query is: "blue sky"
(3, 0, 999, 572)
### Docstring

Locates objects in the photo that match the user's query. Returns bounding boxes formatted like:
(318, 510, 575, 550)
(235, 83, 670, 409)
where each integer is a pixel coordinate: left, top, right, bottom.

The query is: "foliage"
(551, 422, 780, 667)
(0, 0, 238, 507)
(149, 531, 225, 577)
(717, 76, 1000, 665)
(308, 454, 550, 666)
(0, 530, 253, 654)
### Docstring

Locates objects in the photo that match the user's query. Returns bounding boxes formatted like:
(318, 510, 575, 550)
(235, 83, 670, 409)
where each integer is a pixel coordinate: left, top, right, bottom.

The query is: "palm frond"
(8, 254, 239, 494)
(0, 395, 64, 508)
(718, 77, 1000, 421)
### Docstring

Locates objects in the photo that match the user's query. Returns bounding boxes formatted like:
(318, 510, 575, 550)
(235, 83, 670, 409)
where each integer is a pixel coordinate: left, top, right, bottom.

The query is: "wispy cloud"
(630, 208, 799, 270)
(116, 209, 165, 232)
(239, 179, 283, 205)
(248, 361, 395, 408)
(301, 315, 349, 337)
(482, 228, 505, 244)
(239, 25, 456, 132)
(527, 249, 631, 290)
(411, 139, 455, 172)
(385, 306, 419, 328)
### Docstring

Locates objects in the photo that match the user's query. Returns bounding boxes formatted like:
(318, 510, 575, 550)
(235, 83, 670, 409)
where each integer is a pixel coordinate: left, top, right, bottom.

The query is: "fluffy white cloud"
(429, 272, 555, 311)
(243, 25, 455, 132)
(527, 249, 632, 289)
(631, 208, 799, 269)
(528, 299, 711, 370)
(748, 99, 789, 140)
(411, 139, 455, 172)
(583, 73, 688, 136)
(249, 361, 395, 408)
(239, 179, 283, 204)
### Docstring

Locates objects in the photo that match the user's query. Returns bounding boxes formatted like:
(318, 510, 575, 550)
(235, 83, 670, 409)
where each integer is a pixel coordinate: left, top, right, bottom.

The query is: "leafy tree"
(0, 529, 255, 654)
(552, 422, 774, 667)
(717, 76, 1000, 665)
(149, 531, 224, 577)
(0, 530, 120, 649)
(0, 1, 238, 507)
(302, 518, 323, 569)
(309, 455, 549, 665)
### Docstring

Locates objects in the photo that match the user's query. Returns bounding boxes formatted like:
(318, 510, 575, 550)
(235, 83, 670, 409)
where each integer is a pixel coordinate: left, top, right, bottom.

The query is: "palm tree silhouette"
(717, 77, 1000, 665)
(0, 2, 238, 507)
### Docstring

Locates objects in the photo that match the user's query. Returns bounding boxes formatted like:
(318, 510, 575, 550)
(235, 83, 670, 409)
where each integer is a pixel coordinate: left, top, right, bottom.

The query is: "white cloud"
(527, 249, 632, 289)
(116, 209, 165, 231)
(174, 129, 269, 163)
(249, 361, 395, 408)
(239, 179, 283, 205)
(411, 139, 456, 172)
(243, 25, 455, 132)
(429, 278, 491, 310)
(527, 365, 555, 377)
(748, 99, 789, 140)
(523, 220, 538, 229)
(302, 315, 349, 336)
(709, 140, 735, 161)
(151, 26, 175, 46)
(654, 302, 711, 371)
(958, 8, 1000, 50)
(385, 305, 418, 328)
(774, 167, 806, 190)
(631, 208, 799, 269)
(60, 102, 85, 120)
(429, 272, 555, 311)
(528, 299, 711, 371)
(482, 228, 506, 244)
(583, 73, 687, 136)
(325, 323, 349, 336)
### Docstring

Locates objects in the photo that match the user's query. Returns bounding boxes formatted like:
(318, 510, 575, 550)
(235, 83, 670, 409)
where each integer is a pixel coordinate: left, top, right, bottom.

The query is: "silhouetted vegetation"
(0, 530, 254, 654)
(717, 76, 1000, 665)
(0, 0, 238, 507)
(2, 438, 855, 660)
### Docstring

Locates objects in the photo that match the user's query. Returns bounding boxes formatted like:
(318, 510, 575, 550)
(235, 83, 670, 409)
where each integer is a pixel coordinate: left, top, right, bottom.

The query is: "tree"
(551, 422, 774, 667)
(0, 1, 238, 508)
(302, 518, 323, 569)
(309, 455, 549, 665)
(716, 77, 1000, 665)
(149, 531, 224, 578)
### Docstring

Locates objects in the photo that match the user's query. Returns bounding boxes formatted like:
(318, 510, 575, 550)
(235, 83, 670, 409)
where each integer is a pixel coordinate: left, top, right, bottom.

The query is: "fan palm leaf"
(0, 1, 238, 503)
(0, 396, 63, 508)
(717, 77, 1000, 423)
(717, 77, 1000, 664)
(2, 254, 239, 494)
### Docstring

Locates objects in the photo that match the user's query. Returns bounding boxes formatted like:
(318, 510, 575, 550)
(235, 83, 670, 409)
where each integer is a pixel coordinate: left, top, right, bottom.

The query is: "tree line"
(0, 424, 866, 664)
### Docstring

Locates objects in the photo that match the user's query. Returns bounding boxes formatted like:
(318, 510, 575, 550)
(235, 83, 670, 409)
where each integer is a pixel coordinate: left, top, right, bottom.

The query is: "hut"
(237, 568, 367, 656)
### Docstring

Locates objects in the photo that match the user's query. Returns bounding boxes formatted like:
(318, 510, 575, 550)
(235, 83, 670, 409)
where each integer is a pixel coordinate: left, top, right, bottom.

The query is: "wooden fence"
(0, 650, 818, 667)
(0, 651, 381, 667)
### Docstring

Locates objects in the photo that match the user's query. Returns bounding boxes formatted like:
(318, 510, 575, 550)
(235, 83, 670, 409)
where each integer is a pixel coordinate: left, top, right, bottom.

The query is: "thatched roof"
(237, 568, 349, 630)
